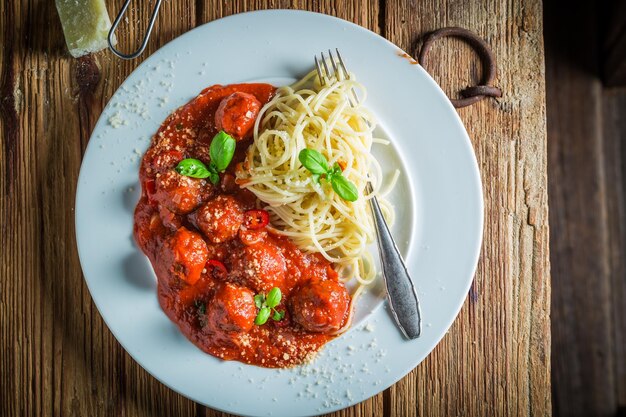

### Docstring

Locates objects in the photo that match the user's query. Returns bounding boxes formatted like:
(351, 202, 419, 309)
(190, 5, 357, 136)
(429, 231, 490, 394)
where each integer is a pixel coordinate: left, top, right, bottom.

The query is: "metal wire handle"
(108, 0, 162, 60)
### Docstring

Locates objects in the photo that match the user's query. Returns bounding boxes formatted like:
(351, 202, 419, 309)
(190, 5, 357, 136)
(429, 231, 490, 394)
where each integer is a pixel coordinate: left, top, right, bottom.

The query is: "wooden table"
(0, 1, 551, 416)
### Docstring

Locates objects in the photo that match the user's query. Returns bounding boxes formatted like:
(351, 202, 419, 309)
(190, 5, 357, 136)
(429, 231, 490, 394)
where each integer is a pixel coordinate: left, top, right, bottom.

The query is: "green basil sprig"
(176, 158, 211, 179)
(175, 131, 236, 184)
(298, 148, 358, 202)
(254, 287, 285, 325)
(210, 131, 237, 171)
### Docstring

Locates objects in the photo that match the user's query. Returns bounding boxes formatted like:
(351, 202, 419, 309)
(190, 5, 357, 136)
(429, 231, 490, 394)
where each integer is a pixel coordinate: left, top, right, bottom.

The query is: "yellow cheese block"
(55, 0, 117, 58)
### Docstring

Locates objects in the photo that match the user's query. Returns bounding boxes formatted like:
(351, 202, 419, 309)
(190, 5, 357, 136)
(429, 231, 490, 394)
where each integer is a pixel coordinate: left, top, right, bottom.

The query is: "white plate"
(75, 10, 483, 417)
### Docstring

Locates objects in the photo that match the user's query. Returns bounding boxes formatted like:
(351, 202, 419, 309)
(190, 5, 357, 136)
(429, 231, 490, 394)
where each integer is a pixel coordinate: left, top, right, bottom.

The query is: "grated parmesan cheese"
(108, 111, 128, 128)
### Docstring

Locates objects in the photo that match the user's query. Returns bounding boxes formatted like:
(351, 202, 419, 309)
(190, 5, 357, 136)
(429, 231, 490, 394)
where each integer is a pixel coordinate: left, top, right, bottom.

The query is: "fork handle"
(369, 193, 422, 339)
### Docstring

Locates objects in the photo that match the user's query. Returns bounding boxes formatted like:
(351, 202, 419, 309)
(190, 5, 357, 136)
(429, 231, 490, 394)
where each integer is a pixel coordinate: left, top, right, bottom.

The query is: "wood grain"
(544, 2, 613, 415)
(545, 0, 626, 415)
(0, 1, 550, 416)
(602, 89, 626, 416)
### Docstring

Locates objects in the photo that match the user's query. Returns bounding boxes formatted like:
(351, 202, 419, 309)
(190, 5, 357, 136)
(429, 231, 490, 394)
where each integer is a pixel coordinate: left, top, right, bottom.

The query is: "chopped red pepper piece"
(206, 259, 228, 279)
(244, 209, 270, 230)
(144, 179, 157, 204)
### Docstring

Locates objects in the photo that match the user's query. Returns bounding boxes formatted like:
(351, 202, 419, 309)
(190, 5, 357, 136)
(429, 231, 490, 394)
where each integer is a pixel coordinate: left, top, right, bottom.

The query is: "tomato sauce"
(134, 83, 351, 367)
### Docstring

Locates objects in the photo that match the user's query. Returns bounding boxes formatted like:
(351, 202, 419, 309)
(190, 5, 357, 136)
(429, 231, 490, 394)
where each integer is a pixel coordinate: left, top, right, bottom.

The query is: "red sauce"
(134, 83, 351, 368)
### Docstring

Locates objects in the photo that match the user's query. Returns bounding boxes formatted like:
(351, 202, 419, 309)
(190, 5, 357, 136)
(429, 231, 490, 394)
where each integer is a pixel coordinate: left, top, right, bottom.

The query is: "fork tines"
(315, 49, 350, 86)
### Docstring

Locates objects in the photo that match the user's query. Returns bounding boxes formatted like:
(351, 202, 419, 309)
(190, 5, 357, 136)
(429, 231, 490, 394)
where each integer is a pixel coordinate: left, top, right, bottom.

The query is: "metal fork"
(315, 50, 422, 340)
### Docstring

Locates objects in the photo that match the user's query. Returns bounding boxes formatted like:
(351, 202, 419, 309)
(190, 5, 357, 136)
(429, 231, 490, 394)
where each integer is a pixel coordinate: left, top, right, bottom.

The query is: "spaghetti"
(237, 70, 395, 300)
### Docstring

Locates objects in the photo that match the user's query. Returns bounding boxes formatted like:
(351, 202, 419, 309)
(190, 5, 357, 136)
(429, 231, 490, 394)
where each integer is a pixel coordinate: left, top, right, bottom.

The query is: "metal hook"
(418, 27, 502, 108)
(108, 0, 162, 60)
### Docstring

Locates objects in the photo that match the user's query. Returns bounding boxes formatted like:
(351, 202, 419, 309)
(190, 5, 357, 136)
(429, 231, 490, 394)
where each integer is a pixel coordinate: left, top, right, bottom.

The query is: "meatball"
(289, 280, 350, 333)
(153, 170, 212, 215)
(206, 283, 256, 333)
(192, 195, 244, 243)
(158, 227, 208, 286)
(214, 92, 261, 140)
(141, 146, 183, 175)
(229, 242, 286, 292)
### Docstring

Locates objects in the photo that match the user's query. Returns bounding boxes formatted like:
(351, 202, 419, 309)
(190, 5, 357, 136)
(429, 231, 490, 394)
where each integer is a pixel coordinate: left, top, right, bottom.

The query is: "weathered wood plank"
(602, 89, 626, 415)
(1, 1, 52, 415)
(384, 1, 551, 416)
(544, 1, 626, 415)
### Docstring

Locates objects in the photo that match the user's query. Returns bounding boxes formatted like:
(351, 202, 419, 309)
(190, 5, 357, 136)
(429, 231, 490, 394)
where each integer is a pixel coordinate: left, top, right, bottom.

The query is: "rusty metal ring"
(418, 27, 502, 108)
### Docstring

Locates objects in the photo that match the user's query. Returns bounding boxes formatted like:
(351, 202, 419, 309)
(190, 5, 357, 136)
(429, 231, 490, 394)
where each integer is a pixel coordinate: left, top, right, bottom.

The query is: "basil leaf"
(299, 149, 329, 175)
(210, 131, 237, 172)
(311, 173, 321, 184)
(254, 294, 265, 309)
(208, 171, 220, 185)
(331, 174, 358, 202)
(265, 287, 282, 309)
(255, 306, 271, 325)
(272, 310, 285, 321)
(175, 158, 211, 179)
